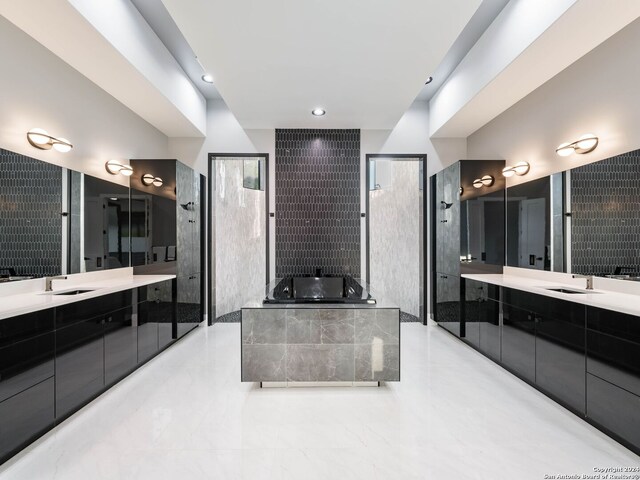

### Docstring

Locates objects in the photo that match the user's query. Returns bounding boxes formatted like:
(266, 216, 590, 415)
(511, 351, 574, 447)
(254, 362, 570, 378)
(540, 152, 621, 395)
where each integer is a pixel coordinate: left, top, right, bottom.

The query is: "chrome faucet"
(45, 275, 68, 292)
(572, 274, 594, 290)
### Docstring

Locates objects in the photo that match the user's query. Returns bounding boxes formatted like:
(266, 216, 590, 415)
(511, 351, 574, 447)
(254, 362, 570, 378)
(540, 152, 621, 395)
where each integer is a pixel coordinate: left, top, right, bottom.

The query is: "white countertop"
(462, 272, 640, 317)
(0, 273, 175, 320)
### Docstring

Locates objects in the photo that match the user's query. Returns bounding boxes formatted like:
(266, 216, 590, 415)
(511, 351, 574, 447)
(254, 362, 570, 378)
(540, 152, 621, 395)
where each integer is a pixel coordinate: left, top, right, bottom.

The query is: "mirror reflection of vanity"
(506, 148, 640, 281)
(0, 148, 130, 281)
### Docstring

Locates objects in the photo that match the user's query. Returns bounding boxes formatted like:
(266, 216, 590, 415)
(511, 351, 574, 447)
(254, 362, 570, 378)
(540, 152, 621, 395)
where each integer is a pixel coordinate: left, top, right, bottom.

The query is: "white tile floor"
(1, 323, 638, 479)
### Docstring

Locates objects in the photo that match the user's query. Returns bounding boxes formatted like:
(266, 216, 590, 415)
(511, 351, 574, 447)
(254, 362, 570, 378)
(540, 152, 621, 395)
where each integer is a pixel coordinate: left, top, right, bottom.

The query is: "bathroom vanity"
(0, 271, 177, 464)
(431, 148, 640, 455)
(461, 270, 640, 455)
(0, 149, 205, 465)
(241, 278, 400, 384)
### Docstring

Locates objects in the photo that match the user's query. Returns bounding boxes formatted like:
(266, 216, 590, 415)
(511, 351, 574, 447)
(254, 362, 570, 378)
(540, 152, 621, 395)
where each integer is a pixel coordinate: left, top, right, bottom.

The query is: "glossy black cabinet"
(177, 274, 201, 338)
(0, 309, 56, 465)
(533, 297, 586, 413)
(435, 273, 461, 337)
(0, 332, 55, 403)
(452, 281, 640, 454)
(587, 307, 640, 396)
(586, 307, 640, 452)
(501, 296, 536, 383)
(0, 280, 182, 466)
(55, 290, 132, 329)
(433, 160, 505, 330)
(587, 373, 640, 452)
(0, 309, 54, 348)
(463, 280, 500, 361)
(104, 307, 136, 385)
(137, 279, 176, 361)
(0, 378, 54, 463)
(501, 303, 536, 381)
(137, 301, 159, 364)
(55, 315, 105, 420)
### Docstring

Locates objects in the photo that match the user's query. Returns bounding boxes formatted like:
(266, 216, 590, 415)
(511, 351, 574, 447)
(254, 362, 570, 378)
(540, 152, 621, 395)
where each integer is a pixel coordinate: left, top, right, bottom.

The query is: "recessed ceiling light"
(425, 76, 433, 85)
(201, 74, 214, 84)
(312, 108, 326, 116)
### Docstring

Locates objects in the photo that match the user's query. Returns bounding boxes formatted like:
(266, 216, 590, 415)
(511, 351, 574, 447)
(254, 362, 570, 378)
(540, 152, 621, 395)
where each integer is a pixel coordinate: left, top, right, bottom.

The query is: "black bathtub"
(263, 276, 376, 304)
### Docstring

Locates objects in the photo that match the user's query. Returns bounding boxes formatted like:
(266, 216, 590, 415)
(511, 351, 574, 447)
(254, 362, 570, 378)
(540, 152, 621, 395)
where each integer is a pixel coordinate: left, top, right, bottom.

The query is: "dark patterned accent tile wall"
(0, 149, 63, 276)
(275, 129, 361, 277)
(571, 149, 640, 276)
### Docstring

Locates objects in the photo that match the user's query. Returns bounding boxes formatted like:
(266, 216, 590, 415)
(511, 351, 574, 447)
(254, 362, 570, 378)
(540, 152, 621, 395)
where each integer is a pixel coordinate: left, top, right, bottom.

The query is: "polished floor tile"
(0, 323, 638, 479)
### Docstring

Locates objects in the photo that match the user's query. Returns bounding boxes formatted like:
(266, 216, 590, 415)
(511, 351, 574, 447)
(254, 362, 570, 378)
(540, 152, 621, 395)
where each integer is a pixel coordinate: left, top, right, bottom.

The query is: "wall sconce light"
(141, 173, 163, 187)
(502, 161, 530, 177)
(105, 160, 133, 177)
(27, 128, 73, 152)
(556, 134, 598, 157)
(472, 175, 494, 189)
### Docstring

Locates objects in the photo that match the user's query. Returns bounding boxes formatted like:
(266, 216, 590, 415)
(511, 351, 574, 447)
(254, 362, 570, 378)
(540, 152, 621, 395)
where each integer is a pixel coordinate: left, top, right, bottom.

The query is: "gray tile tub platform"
(241, 307, 400, 383)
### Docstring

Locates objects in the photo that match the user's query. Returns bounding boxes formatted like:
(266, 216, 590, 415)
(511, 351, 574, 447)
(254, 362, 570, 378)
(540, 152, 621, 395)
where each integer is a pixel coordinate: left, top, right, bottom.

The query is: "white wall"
(361, 101, 466, 318)
(0, 0, 206, 137)
(168, 99, 276, 285)
(467, 17, 640, 186)
(0, 16, 169, 187)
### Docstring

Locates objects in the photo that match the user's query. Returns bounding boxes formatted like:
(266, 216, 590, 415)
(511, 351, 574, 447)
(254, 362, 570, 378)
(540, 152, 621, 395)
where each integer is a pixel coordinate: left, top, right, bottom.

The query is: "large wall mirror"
(506, 148, 640, 280)
(68, 172, 131, 273)
(0, 148, 131, 282)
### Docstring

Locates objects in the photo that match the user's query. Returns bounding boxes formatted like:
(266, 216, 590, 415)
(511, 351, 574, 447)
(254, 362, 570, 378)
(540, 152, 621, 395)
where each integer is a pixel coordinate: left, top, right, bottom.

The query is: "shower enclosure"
(366, 154, 427, 322)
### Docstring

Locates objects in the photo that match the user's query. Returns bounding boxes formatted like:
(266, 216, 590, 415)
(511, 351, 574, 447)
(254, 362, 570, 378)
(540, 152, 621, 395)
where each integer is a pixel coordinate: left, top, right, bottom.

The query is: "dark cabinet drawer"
(56, 290, 132, 328)
(587, 307, 640, 344)
(0, 309, 54, 348)
(501, 302, 535, 383)
(0, 377, 54, 464)
(587, 330, 640, 397)
(502, 289, 584, 324)
(137, 302, 159, 363)
(55, 317, 105, 419)
(104, 308, 136, 386)
(0, 333, 54, 403)
(587, 373, 640, 451)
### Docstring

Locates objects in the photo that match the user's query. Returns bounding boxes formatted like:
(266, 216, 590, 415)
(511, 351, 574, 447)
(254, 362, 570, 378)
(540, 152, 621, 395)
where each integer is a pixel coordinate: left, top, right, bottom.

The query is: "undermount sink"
(50, 289, 96, 296)
(544, 287, 601, 294)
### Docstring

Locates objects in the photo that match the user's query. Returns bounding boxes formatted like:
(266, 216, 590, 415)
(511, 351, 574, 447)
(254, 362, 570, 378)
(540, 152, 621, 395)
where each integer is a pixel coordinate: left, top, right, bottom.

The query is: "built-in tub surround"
(242, 281, 399, 384)
(265, 276, 374, 304)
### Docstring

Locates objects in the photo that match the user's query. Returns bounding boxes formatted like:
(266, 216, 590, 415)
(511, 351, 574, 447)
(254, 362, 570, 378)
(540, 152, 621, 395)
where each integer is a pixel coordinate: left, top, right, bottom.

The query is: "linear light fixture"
(556, 134, 598, 157)
(142, 173, 163, 187)
(105, 160, 133, 177)
(502, 161, 530, 177)
(27, 128, 73, 152)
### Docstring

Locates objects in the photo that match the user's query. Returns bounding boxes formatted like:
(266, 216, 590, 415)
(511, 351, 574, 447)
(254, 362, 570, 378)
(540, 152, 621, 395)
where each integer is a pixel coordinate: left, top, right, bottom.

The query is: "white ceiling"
(162, 0, 483, 129)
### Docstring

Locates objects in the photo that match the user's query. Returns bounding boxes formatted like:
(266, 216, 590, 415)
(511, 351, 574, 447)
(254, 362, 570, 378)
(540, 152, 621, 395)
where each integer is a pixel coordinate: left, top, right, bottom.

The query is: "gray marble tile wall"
(241, 307, 400, 382)
(275, 129, 361, 277)
(0, 149, 62, 276)
(215, 159, 266, 318)
(369, 160, 421, 318)
(571, 150, 640, 276)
